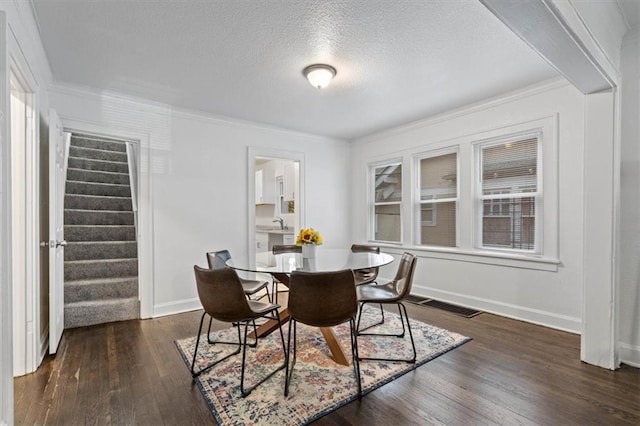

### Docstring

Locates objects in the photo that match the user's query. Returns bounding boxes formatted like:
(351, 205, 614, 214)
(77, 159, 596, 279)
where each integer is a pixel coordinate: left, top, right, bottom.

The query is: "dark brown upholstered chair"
(191, 266, 287, 397)
(356, 252, 418, 363)
(285, 269, 361, 397)
(207, 250, 271, 303)
(350, 244, 381, 285)
(270, 245, 301, 303)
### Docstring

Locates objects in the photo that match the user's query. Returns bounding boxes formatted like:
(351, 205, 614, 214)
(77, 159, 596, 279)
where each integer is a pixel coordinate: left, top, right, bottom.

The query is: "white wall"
(619, 27, 640, 367)
(50, 84, 351, 317)
(350, 80, 586, 333)
(0, 1, 53, 422)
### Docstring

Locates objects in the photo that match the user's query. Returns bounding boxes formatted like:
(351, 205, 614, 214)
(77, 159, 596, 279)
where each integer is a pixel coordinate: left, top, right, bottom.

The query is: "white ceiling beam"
(479, 0, 615, 94)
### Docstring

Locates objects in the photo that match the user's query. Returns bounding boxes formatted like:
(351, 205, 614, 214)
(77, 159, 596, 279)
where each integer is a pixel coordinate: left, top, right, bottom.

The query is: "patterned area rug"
(175, 307, 471, 425)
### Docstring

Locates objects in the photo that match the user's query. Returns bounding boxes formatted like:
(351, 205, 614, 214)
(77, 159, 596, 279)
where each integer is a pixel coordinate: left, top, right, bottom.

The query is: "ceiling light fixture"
(303, 64, 337, 89)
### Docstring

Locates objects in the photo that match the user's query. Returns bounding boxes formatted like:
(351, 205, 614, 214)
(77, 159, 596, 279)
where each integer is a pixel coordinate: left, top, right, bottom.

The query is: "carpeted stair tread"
(64, 134, 139, 329)
(65, 225, 136, 242)
(64, 297, 140, 329)
(64, 209, 134, 225)
(67, 168, 130, 185)
(65, 258, 138, 281)
(68, 157, 129, 173)
(66, 180, 131, 197)
(70, 136, 127, 153)
(69, 145, 128, 163)
(65, 194, 133, 211)
(64, 276, 138, 303)
(65, 241, 137, 261)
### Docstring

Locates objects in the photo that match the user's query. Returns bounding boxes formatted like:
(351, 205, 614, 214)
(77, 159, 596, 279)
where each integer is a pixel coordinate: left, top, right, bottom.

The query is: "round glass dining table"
(225, 248, 394, 366)
(226, 248, 394, 275)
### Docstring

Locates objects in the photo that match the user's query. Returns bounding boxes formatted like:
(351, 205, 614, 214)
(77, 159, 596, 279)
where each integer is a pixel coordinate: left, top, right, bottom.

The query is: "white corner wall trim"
(619, 342, 640, 368)
(353, 78, 569, 144)
(153, 298, 201, 318)
(412, 284, 581, 334)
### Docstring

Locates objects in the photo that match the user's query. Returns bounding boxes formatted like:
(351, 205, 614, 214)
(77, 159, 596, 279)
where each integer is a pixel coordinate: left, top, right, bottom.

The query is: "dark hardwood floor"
(14, 304, 640, 425)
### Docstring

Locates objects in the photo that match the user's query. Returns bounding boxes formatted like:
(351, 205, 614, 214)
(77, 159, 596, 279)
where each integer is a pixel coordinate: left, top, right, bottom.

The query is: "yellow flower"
(295, 227, 323, 245)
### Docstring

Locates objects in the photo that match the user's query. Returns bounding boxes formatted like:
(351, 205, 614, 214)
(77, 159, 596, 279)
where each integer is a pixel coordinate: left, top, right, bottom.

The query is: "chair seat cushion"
(247, 300, 280, 316)
(356, 282, 401, 303)
(240, 278, 269, 295)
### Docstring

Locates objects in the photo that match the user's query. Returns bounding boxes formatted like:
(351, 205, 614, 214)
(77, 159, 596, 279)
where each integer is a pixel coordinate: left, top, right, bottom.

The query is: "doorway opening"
(255, 157, 300, 267)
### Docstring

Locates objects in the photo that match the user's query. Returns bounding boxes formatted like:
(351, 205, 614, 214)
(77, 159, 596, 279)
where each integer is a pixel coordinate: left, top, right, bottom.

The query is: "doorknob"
(55, 240, 67, 248)
(40, 241, 49, 248)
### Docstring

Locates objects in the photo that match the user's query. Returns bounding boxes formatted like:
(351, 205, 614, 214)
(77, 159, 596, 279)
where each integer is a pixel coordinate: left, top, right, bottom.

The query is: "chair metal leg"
(191, 312, 241, 377)
(350, 317, 362, 397)
(239, 311, 287, 397)
(357, 302, 416, 364)
(356, 302, 395, 334)
(207, 315, 257, 347)
(284, 319, 298, 397)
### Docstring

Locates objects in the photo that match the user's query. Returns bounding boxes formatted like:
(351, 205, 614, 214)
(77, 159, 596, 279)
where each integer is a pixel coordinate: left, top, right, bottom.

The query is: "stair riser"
(66, 181, 131, 197)
(71, 137, 127, 153)
(65, 210, 134, 225)
(64, 298, 139, 329)
(65, 195, 132, 211)
(65, 279, 138, 303)
(65, 225, 136, 242)
(65, 242, 137, 261)
(68, 157, 129, 173)
(69, 146, 128, 163)
(67, 168, 130, 185)
(65, 259, 138, 281)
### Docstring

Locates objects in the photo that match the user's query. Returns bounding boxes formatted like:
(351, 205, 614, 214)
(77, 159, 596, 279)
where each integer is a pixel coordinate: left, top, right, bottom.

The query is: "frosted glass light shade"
(303, 64, 337, 89)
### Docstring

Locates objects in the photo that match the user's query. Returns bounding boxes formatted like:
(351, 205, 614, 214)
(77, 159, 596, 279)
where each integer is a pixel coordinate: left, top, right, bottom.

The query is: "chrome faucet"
(273, 217, 284, 230)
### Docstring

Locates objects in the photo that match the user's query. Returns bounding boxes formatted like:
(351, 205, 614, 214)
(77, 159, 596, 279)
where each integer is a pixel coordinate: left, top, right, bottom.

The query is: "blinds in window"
(481, 137, 537, 195)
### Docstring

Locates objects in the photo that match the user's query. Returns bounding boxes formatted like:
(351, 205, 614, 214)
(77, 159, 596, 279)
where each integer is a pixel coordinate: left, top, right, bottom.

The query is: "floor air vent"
(407, 295, 482, 318)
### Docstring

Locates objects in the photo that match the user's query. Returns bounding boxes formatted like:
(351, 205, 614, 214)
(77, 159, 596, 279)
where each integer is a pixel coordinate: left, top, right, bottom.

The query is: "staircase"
(63, 135, 140, 328)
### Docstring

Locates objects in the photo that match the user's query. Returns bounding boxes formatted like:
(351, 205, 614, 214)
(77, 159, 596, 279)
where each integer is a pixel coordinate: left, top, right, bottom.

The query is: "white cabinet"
(255, 168, 275, 204)
(283, 163, 297, 201)
(256, 232, 268, 252)
(283, 234, 295, 245)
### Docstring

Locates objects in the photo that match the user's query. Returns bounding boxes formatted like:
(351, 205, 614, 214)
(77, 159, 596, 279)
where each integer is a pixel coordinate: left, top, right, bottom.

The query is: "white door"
(48, 109, 66, 354)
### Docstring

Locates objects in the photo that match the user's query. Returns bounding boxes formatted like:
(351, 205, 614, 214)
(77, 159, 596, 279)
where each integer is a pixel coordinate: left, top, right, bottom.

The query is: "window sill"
(372, 243, 560, 272)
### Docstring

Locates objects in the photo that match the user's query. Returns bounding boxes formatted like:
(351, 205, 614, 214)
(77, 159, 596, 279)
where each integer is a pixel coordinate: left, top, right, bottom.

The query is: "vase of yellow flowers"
(296, 227, 323, 258)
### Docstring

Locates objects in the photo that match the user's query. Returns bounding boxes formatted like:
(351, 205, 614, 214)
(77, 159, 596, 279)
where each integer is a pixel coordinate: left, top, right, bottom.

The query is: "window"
(371, 162, 402, 242)
(417, 151, 458, 247)
(476, 135, 539, 252)
(363, 116, 557, 267)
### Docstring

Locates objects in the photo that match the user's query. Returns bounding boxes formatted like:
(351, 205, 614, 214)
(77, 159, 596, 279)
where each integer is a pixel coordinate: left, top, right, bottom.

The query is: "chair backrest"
(193, 265, 255, 322)
(206, 250, 231, 270)
(350, 244, 381, 284)
(272, 244, 301, 254)
(350, 244, 380, 254)
(288, 269, 357, 327)
(392, 252, 418, 299)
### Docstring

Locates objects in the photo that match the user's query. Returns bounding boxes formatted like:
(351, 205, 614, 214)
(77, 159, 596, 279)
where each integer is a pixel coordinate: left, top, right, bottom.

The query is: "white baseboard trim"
(153, 298, 201, 318)
(619, 342, 640, 368)
(411, 284, 581, 334)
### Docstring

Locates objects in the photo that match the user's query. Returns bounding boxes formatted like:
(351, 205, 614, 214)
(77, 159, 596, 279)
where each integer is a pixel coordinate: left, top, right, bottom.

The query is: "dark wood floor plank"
(14, 306, 640, 425)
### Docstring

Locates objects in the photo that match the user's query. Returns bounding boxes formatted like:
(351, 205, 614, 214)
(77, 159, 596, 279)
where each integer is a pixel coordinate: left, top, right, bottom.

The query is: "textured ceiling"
(32, 0, 559, 140)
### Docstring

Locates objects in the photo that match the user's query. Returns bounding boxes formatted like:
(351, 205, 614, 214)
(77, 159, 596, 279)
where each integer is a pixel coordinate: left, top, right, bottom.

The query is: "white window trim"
(470, 116, 558, 260)
(362, 115, 559, 271)
(413, 147, 460, 247)
(474, 131, 542, 254)
(369, 159, 403, 244)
